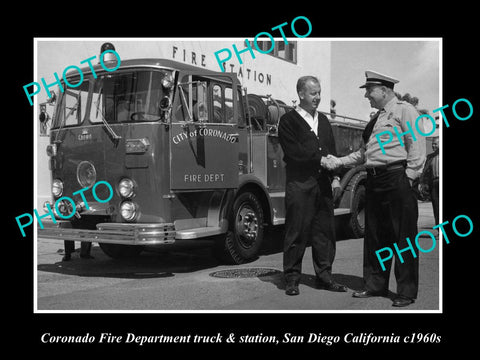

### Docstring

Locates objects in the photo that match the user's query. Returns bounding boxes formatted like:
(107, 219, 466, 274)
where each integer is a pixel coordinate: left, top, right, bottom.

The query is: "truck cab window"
(177, 76, 241, 125)
(224, 87, 235, 123)
(177, 79, 208, 122)
(56, 79, 89, 127)
(194, 81, 208, 122)
(213, 84, 223, 123)
(211, 84, 241, 125)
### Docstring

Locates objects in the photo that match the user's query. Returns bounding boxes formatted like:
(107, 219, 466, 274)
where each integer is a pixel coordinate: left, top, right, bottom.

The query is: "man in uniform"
(278, 75, 346, 296)
(329, 70, 426, 307)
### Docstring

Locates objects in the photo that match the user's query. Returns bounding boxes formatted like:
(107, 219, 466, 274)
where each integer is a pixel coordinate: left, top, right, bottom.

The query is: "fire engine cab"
(38, 46, 367, 264)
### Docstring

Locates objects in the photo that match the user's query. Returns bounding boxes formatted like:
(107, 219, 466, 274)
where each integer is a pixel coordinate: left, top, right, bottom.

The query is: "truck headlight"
(120, 201, 137, 221)
(52, 179, 63, 197)
(118, 178, 135, 198)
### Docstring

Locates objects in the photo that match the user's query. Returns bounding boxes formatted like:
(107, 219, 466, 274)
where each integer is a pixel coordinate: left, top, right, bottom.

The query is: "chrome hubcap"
(236, 205, 259, 246)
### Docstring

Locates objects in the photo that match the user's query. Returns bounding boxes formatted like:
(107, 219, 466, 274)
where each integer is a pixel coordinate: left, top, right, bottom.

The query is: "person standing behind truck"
(278, 75, 347, 296)
(420, 137, 439, 225)
(62, 241, 93, 261)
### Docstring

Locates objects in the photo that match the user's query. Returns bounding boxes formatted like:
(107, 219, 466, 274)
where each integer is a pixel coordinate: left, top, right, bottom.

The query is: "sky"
(331, 39, 440, 121)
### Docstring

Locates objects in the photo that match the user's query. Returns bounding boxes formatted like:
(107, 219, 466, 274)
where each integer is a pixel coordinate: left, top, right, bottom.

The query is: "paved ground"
(36, 201, 439, 312)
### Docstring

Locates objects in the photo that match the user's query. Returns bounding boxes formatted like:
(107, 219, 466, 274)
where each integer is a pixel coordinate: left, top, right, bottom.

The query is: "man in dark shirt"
(278, 75, 346, 296)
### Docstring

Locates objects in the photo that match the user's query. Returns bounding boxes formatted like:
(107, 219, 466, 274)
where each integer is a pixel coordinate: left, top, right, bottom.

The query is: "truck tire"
(213, 192, 265, 264)
(349, 184, 366, 238)
(99, 243, 144, 259)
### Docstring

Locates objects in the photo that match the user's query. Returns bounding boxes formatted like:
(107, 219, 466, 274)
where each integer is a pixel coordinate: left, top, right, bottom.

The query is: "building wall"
(35, 39, 332, 208)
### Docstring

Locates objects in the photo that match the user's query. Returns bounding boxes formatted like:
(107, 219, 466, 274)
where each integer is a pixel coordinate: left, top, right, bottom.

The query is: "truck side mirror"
(38, 104, 50, 136)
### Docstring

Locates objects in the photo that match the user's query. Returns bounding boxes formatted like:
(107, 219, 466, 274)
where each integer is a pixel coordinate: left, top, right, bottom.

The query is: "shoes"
(392, 296, 414, 307)
(285, 281, 300, 296)
(352, 289, 387, 298)
(352, 290, 414, 306)
(316, 280, 348, 292)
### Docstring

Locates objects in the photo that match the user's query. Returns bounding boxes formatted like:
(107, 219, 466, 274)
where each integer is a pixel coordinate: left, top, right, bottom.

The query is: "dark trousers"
(64, 240, 91, 256)
(283, 175, 335, 284)
(364, 168, 419, 299)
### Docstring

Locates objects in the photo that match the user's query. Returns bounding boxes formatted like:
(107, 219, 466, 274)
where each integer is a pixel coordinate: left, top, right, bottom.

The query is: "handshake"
(321, 154, 343, 171)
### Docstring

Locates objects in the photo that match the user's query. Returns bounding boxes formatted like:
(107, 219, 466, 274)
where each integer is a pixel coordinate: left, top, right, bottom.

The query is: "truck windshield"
(91, 70, 170, 123)
(53, 69, 173, 128)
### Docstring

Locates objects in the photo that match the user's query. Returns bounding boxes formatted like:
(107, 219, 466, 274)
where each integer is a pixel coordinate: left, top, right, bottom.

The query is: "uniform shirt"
(296, 106, 318, 136)
(340, 97, 426, 180)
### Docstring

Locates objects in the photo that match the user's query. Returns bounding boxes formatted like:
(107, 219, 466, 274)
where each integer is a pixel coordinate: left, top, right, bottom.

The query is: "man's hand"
(321, 154, 342, 170)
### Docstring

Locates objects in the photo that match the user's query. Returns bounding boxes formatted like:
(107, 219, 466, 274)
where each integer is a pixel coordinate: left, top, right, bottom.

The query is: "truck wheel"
(349, 184, 365, 238)
(213, 192, 264, 264)
(99, 243, 144, 259)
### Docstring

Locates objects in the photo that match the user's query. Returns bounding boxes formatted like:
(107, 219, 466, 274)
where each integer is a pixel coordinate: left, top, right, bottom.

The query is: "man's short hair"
(296, 76, 320, 93)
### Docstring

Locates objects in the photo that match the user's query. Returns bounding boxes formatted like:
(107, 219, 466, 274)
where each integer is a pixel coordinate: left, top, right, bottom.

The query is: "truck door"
(170, 75, 240, 190)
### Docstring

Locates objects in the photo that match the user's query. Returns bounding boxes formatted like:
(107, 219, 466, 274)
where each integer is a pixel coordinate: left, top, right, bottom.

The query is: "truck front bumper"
(38, 220, 176, 246)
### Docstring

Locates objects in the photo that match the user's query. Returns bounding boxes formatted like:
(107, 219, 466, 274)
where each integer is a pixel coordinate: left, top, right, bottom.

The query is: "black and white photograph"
(32, 37, 442, 312)
(9, 9, 478, 355)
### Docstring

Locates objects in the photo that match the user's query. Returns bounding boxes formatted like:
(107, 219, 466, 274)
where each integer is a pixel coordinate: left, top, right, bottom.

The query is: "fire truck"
(38, 47, 367, 264)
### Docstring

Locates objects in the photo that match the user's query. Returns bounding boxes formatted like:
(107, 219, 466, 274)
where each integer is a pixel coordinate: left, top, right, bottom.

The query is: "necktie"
(362, 111, 381, 144)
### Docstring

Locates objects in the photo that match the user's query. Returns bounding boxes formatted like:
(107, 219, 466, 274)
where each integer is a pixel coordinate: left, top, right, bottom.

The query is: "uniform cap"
(359, 70, 399, 89)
